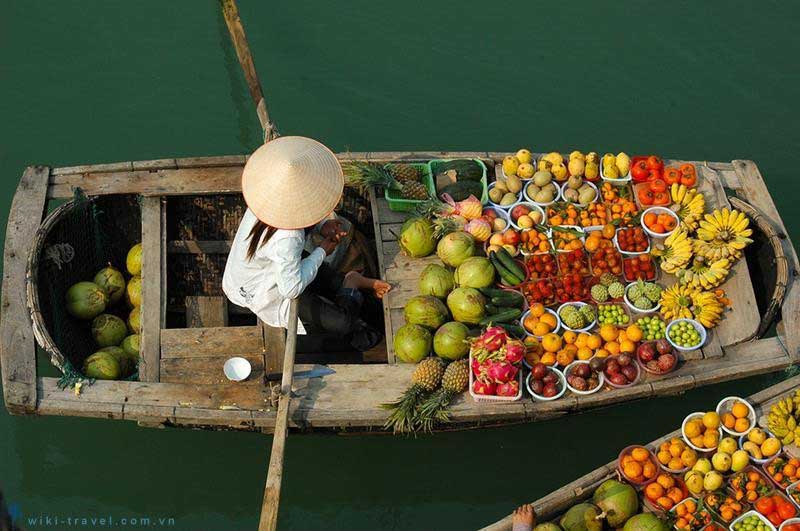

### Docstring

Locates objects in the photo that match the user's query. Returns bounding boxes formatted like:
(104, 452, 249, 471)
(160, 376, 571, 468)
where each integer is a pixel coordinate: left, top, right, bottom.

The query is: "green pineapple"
(381, 357, 445, 434)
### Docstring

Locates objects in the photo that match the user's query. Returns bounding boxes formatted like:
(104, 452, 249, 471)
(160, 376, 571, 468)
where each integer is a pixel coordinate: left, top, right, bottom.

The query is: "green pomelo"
(393, 324, 432, 363)
(453, 256, 495, 288)
(121, 334, 141, 362)
(83, 351, 121, 380)
(65, 281, 108, 320)
(622, 514, 668, 531)
(99, 346, 133, 376)
(128, 307, 141, 334)
(437, 231, 476, 267)
(91, 314, 128, 347)
(93, 266, 126, 305)
(592, 479, 638, 528)
(418, 264, 454, 299)
(433, 321, 470, 360)
(403, 295, 449, 330)
(559, 503, 603, 531)
(446, 287, 486, 324)
(126, 243, 142, 276)
(126, 275, 142, 307)
(398, 217, 437, 258)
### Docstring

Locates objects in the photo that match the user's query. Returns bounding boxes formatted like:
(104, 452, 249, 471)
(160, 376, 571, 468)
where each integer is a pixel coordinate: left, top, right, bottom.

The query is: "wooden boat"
(479, 373, 800, 531)
(0, 154, 797, 432)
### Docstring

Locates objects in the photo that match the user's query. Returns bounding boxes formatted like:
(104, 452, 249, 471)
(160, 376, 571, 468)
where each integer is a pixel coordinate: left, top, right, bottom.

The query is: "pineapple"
(342, 160, 429, 201)
(401, 180, 429, 200)
(415, 360, 469, 432)
(381, 357, 445, 434)
(387, 163, 421, 183)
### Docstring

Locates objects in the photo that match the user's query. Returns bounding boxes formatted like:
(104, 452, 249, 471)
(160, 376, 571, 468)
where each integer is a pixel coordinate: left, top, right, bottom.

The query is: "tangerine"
(540, 352, 556, 365)
(645, 482, 664, 501)
(530, 303, 546, 317)
(542, 333, 562, 353)
(643, 461, 657, 479)
(732, 402, 749, 419)
(623, 461, 643, 479)
(702, 411, 720, 429)
(667, 487, 684, 504)
(734, 417, 750, 432)
(626, 324, 643, 342)
(668, 457, 684, 470)
(575, 333, 590, 348)
(533, 322, 552, 336)
(577, 346, 593, 360)
(620, 339, 636, 353)
(657, 474, 676, 489)
(657, 497, 675, 510)
(599, 324, 619, 342)
(684, 420, 702, 438)
(669, 443, 683, 458)
(556, 349, 575, 367)
(703, 431, 719, 449)
(587, 334, 602, 350)
(594, 348, 609, 358)
(631, 447, 650, 462)
(605, 341, 621, 355)
(563, 330, 577, 345)
(657, 450, 671, 465)
(540, 313, 558, 329)
(722, 413, 736, 429)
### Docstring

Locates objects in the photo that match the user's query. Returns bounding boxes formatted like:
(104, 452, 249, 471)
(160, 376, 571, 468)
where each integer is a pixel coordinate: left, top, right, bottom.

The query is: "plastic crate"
(429, 158, 488, 204)
(383, 163, 435, 212)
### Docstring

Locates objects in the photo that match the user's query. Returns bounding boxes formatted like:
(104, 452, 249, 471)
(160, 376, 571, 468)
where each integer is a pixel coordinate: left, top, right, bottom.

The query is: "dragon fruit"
(464, 218, 491, 242)
(503, 340, 525, 364)
(486, 360, 518, 384)
(472, 376, 496, 395)
(471, 357, 488, 377)
(482, 326, 507, 352)
(496, 380, 520, 397)
(442, 193, 483, 221)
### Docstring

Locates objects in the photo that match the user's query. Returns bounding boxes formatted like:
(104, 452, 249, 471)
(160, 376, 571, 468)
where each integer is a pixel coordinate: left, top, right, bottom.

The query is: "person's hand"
(319, 230, 346, 255)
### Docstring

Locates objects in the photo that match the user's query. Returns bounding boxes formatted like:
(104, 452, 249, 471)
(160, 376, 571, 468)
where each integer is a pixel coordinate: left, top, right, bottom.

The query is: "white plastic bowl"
(623, 282, 662, 314)
(526, 367, 567, 401)
(520, 307, 562, 338)
(482, 205, 512, 231)
(716, 396, 757, 437)
(564, 361, 604, 395)
(666, 318, 706, 353)
(604, 357, 641, 389)
(730, 511, 776, 531)
(557, 302, 596, 333)
(641, 206, 680, 239)
(509, 202, 546, 230)
(613, 228, 651, 255)
(523, 180, 561, 207)
(780, 517, 800, 531)
(738, 429, 779, 465)
(223, 357, 252, 382)
(599, 159, 632, 184)
(681, 411, 723, 453)
(559, 180, 599, 207)
(487, 181, 520, 211)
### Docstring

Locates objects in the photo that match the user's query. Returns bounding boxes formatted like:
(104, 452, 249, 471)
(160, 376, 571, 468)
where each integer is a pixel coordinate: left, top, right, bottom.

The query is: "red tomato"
(768, 512, 783, 526)
(648, 168, 663, 181)
(650, 178, 667, 193)
(664, 167, 681, 185)
(646, 155, 663, 170)
(778, 501, 797, 520)
(756, 496, 776, 515)
(653, 191, 670, 205)
(631, 160, 650, 182)
(637, 187, 654, 205)
(680, 173, 697, 186)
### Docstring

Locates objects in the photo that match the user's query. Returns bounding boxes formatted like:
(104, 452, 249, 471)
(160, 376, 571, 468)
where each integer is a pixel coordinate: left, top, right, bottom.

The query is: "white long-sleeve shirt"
(222, 209, 325, 333)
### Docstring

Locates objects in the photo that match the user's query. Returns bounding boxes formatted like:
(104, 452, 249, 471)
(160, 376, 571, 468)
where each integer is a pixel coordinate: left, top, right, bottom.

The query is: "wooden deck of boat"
(1, 154, 798, 432)
(479, 373, 800, 531)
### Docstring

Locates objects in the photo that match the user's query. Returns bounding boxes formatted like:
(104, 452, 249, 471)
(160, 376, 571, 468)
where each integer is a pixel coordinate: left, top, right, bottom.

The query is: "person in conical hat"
(222, 136, 390, 349)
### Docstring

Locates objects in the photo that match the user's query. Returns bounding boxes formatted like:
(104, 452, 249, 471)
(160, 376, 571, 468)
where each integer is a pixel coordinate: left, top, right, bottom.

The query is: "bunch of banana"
(676, 256, 731, 289)
(694, 208, 753, 262)
(657, 227, 693, 274)
(767, 391, 800, 445)
(670, 184, 706, 231)
(659, 284, 725, 328)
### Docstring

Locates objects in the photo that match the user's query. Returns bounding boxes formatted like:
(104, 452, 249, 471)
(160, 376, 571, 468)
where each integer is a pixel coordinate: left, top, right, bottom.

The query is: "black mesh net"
(36, 192, 141, 379)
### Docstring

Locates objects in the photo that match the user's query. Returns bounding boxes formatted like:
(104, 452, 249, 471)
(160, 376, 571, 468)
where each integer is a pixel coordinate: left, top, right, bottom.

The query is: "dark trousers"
(297, 263, 362, 336)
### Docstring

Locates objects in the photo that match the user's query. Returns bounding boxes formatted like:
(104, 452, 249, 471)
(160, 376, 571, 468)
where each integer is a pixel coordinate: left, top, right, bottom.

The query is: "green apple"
(731, 450, 750, 472)
(693, 458, 712, 475)
(712, 452, 732, 472)
(719, 437, 738, 455)
(684, 470, 705, 495)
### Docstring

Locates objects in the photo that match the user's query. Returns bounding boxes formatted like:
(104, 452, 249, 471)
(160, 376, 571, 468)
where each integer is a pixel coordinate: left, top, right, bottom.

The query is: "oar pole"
(258, 299, 298, 531)
(220, 0, 278, 141)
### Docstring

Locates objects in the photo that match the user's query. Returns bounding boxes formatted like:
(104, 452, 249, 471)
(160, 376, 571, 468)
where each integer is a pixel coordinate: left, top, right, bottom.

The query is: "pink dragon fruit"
(503, 339, 525, 364)
(471, 357, 489, 377)
(472, 376, 496, 395)
(486, 360, 518, 384)
(482, 326, 507, 352)
(496, 380, 520, 397)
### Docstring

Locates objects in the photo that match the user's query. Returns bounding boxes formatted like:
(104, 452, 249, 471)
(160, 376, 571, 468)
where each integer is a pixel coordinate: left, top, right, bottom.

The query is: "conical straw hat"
(241, 136, 344, 229)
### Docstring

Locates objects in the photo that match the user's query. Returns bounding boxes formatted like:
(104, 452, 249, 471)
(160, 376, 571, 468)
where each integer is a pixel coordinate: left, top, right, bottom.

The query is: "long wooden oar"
(259, 300, 298, 530)
(220, 1, 295, 529)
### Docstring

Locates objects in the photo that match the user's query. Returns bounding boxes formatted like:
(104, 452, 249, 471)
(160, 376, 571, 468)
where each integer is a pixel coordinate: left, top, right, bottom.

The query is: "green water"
(1, 1, 799, 529)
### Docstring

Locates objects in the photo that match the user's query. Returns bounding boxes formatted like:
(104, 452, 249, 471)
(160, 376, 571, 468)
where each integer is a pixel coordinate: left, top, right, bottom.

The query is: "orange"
(734, 417, 750, 432)
(684, 420, 702, 438)
(626, 324, 643, 342)
(669, 443, 683, 458)
(722, 413, 736, 429)
(732, 402, 749, 419)
(668, 457, 684, 470)
(575, 333, 590, 348)
(623, 461, 642, 479)
(621, 454, 635, 466)
(530, 303, 546, 317)
(556, 349, 575, 367)
(540, 352, 556, 365)
(577, 346, 593, 361)
(645, 482, 664, 501)
(657, 450, 671, 465)
(690, 435, 706, 449)
(599, 324, 619, 342)
(542, 333, 562, 353)
(676, 504, 688, 517)
(657, 474, 676, 489)
(564, 344, 578, 354)
(685, 499, 697, 513)
(594, 348, 609, 358)
(667, 487, 684, 504)
(563, 330, 577, 345)
(631, 447, 650, 462)
(540, 313, 557, 329)
(643, 461, 657, 479)
(703, 431, 719, 449)
(605, 341, 621, 355)
(681, 448, 698, 467)
(587, 334, 602, 350)
(533, 322, 552, 336)
(620, 339, 636, 353)
(617, 330, 629, 343)
(524, 314, 538, 332)
(657, 497, 674, 510)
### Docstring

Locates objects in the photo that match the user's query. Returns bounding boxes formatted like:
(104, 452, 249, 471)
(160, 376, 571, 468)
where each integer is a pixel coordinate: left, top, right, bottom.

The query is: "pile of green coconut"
(65, 243, 143, 380)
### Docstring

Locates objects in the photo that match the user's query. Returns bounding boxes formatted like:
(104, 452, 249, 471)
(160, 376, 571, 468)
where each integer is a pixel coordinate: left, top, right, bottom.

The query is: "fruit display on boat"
(643, 471, 689, 511)
(398, 216, 438, 257)
(670, 183, 706, 231)
(469, 327, 524, 399)
(767, 389, 800, 444)
(596, 303, 630, 326)
(676, 256, 731, 290)
(437, 230, 476, 266)
(519, 227, 551, 254)
(343, 161, 431, 200)
(683, 411, 722, 451)
(655, 437, 697, 472)
(418, 264, 455, 299)
(668, 320, 703, 349)
(502, 149, 535, 178)
(601, 152, 631, 180)
(599, 354, 639, 386)
(564, 361, 601, 392)
(522, 303, 559, 337)
(393, 323, 433, 363)
(551, 226, 585, 251)
(547, 203, 583, 226)
(642, 209, 679, 235)
(600, 183, 639, 226)
(558, 303, 595, 331)
(731, 513, 770, 531)
(562, 176, 598, 206)
(527, 362, 564, 398)
(656, 227, 693, 274)
(453, 256, 495, 289)
(636, 316, 667, 340)
(489, 248, 527, 287)
(619, 446, 658, 485)
(525, 252, 558, 280)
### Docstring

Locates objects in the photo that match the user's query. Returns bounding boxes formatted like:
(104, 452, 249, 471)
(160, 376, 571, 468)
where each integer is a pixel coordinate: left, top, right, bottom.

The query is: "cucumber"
(491, 291, 524, 308)
(485, 304, 499, 315)
(495, 248, 526, 280)
(479, 308, 522, 326)
(489, 252, 523, 286)
(500, 324, 527, 339)
(479, 287, 509, 299)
